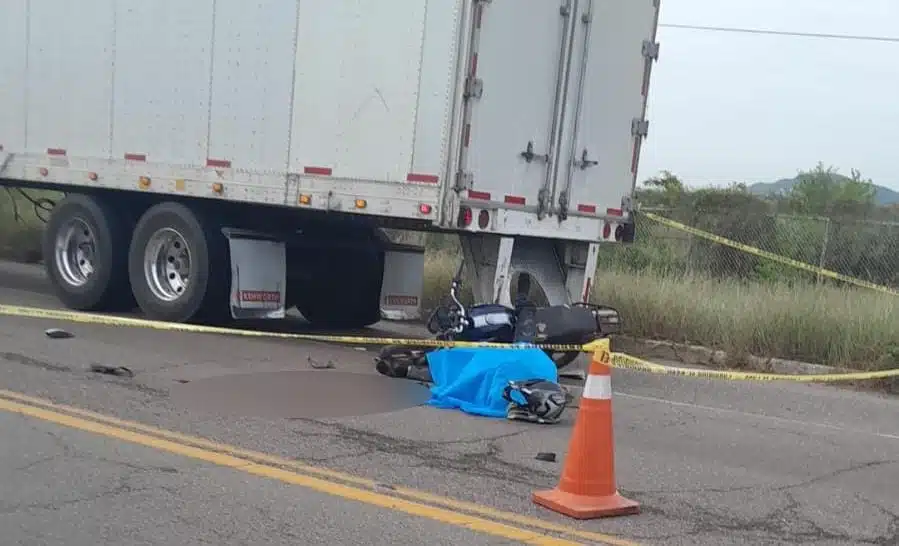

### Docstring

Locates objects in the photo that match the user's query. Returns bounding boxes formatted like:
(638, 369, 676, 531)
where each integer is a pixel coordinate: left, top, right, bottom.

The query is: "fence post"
(817, 217, 831, 285)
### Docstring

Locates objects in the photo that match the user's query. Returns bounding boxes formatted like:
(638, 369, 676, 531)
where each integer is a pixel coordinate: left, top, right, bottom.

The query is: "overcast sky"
(637, 0, 899, 190)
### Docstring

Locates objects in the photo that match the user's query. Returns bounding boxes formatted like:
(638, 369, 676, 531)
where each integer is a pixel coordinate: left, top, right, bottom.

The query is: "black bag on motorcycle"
(530, 306, 599, 345)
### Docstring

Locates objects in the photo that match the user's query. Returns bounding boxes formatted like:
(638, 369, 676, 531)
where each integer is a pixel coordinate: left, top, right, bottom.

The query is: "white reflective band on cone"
(582, 374, 612, 400)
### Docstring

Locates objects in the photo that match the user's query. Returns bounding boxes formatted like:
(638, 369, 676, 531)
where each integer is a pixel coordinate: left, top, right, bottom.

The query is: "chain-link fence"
(598, 208, 899, 289)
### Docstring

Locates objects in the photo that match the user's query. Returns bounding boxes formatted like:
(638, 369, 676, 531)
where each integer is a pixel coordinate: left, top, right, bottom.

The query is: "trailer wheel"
(297, 249, 384, 329)
(42, 194, 134, 311)
(127, 202, 228, 323)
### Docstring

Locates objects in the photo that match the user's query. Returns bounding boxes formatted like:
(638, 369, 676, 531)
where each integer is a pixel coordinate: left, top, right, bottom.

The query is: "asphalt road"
(0, 410, 511, 546)
(1, 260, 898, 545)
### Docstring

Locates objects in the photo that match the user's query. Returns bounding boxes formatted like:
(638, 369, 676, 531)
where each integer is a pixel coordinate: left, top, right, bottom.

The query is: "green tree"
(788, 162, 875, 217)
(637, 170, 685, 208)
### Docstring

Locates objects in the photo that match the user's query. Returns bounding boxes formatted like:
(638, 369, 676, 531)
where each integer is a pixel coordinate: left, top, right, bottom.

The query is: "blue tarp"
(425, 347, 558, 418)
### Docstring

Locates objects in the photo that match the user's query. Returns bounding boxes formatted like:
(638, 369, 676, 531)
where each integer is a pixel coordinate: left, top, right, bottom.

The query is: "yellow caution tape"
(0, 303, 592, 352)
(1, 303, 896, 382)
(609, 352, 899, 382)
(643, 212, 899, 297)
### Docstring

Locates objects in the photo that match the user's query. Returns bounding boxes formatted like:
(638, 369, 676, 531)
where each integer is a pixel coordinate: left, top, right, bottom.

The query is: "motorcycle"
(374, 261, 622, 379)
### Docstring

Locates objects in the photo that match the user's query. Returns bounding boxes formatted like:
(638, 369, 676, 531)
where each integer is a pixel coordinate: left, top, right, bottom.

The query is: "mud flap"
(379, 243, 425, 320)
(223, 228, 287, 320)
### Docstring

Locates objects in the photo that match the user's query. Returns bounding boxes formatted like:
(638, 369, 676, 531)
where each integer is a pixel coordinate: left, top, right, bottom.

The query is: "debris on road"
(44, 328, 74, 339)
(89, 364, 135, 378)
(535, 452, 557, 463)
(307, 356, 336, 369)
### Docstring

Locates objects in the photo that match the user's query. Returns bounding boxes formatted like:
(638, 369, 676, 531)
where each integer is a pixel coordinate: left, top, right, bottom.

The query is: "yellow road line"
(0, 389, 641, 546)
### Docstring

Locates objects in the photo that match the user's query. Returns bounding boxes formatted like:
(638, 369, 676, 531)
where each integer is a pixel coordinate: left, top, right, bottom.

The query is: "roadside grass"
(423, 250, 899, 371)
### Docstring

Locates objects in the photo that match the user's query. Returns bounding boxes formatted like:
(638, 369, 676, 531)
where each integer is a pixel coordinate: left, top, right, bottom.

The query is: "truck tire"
(296, 249, 384, 329)
(127, 202, 229, 323)
(42, 193, 134, 311)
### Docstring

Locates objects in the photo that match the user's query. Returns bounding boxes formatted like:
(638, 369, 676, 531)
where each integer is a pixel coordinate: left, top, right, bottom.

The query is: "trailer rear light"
(211, 182, 224, 194)
(477, 209, 489, 229)
(139, 176, 151, 189)
(299, 194, 312, 205)
(419, 203, 433, 215)
(458, 206, 473, 227)
(355, 199, 367, 209)
(88, 172, 98, 181)
(602, 222, 611, 239)
(39, 168, 49, 177)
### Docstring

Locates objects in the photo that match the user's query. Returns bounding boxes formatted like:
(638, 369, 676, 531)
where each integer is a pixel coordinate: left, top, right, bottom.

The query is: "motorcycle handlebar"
(449, 281, 466, 333)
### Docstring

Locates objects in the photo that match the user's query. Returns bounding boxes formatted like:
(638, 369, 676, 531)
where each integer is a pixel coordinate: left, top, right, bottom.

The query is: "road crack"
(288, 418, 550, 486)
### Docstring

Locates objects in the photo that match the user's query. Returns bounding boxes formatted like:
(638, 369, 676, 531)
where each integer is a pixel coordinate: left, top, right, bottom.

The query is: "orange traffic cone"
(532, 340, 639, 519)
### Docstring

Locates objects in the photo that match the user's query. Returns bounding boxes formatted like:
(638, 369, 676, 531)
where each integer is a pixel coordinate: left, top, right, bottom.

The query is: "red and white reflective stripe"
(577, 204, 597, 213)
(406, 173, 439, 184)
(468, 190, 490, 201)
(607, 208, 623, 217)
(304, 166, 332, 176)
(124, 153, 146, 162)
(582, 373, 612, 400)
(504, 195, 525, 205)
(47, 148, 66, 156)
(206, 158, 231, 168)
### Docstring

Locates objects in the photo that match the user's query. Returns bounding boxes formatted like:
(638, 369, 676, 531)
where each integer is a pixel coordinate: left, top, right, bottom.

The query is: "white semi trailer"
(0, 0, 660, 329)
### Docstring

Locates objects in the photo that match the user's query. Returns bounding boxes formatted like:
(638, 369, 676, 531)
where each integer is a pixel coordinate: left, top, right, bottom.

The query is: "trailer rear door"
(554, 0, 660, 220)
(457, 0, 575, 214)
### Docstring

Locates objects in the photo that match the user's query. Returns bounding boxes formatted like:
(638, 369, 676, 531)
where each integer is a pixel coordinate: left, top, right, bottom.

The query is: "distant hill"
(748, 178, 899, 206)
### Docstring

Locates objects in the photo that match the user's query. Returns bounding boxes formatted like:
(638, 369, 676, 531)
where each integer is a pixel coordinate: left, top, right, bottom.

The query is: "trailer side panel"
(288, 0, 429, 182)
(0, 0, 27, 152)
(208, 0, 298, 173)
(27, 1, 114, 158)
(113, 0, 215, 166)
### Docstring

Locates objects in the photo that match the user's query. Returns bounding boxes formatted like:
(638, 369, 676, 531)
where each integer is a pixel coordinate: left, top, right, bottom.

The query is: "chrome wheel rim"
(54, 218, 96, 287)
(143, 228, 192, 302)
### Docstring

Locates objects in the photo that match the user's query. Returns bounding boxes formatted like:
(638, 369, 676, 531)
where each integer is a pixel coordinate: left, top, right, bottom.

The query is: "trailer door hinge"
(455, 170, 473, 191)
(557, 190, 570, 220)
(537, 187, 550, 218)
(631, 118, 650, 138)
(464, 77, 483, 100)
(642, 40, 660, 61)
